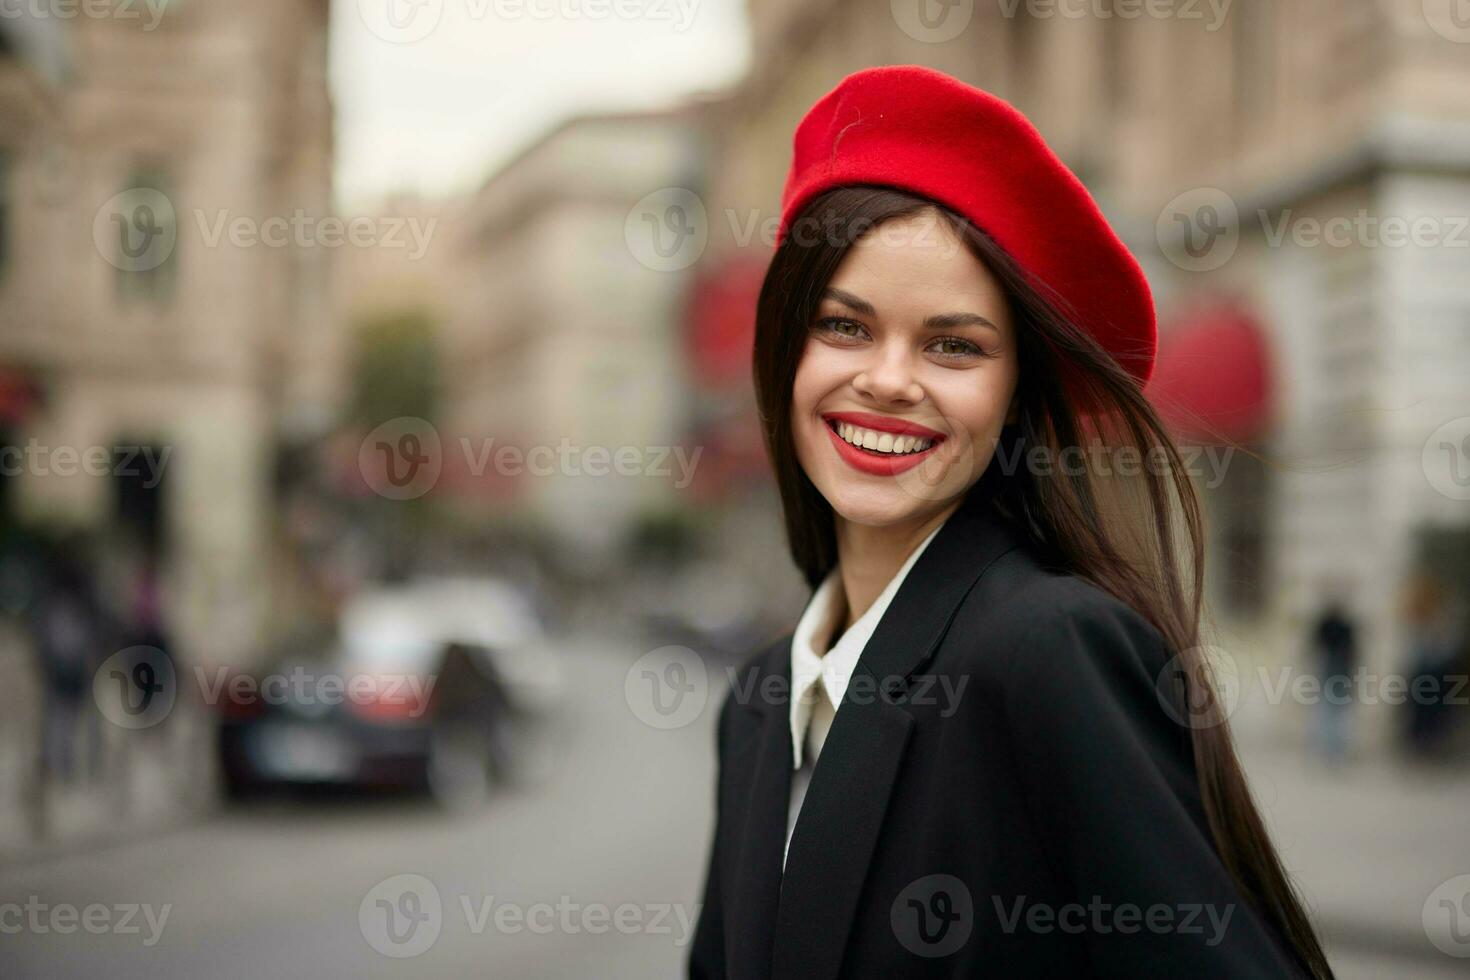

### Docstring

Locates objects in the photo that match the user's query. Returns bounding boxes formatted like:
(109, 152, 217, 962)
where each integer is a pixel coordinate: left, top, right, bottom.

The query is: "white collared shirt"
(783, 518, 948, 867)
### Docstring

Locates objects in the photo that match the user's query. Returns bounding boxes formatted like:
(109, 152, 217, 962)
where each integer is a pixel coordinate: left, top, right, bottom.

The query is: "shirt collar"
(788, 517, 948, 769)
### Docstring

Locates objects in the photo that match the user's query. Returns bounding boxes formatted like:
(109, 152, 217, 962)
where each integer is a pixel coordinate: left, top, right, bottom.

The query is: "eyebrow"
(821, 287, 1000, 333)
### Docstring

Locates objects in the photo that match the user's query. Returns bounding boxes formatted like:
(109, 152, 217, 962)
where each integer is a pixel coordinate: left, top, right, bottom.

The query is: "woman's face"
(791, 209, 1021, 529)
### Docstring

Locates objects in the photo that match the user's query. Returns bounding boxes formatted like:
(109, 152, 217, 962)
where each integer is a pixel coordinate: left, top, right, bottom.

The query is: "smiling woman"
(687, 66, 1333, 980)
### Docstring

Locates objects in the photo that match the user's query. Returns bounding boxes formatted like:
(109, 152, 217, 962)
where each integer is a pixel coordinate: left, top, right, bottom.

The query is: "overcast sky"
(329, 0, 751, 210)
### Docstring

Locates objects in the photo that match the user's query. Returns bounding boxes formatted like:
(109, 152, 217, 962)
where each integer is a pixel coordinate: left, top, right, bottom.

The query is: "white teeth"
(833, 421, 934, 455)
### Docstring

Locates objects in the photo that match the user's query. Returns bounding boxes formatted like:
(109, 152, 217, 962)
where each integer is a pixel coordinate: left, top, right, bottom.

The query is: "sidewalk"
(1235, 721, 1470, 978)
(0, 626, 219, 867)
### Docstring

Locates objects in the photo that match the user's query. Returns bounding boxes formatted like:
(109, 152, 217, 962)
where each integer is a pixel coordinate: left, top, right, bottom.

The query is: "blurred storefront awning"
(686, 254, 767, 387)
(1147, 303, 1275, 445)
(0, 367, 43, 426)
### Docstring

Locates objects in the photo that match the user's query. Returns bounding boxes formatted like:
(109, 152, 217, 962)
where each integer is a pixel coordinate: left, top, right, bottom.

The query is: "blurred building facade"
(690, 0, 1470, 729)
(440, 109, 703, 569)
(0, 0, 337, 669)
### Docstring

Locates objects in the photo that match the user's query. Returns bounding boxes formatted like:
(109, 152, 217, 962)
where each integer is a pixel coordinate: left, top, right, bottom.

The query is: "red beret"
(778, 65, 1157, 387)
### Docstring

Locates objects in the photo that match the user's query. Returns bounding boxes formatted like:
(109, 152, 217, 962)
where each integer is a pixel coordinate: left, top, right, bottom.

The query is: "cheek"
(930, 369, 1017, 433)
(790, 342, 839, 414)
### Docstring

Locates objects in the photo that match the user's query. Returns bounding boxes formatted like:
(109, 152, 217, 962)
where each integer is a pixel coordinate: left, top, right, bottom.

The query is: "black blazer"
(687, 490, 1307, 979)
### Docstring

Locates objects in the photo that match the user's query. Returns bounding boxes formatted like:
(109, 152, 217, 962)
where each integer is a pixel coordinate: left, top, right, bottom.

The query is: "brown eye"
(813, 316, 868, 341)
(929, 336, 986, 359)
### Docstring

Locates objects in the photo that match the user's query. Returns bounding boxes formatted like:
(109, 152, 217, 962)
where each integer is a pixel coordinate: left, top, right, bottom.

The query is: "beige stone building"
(439, 107, 707, 568)
(0, 0, 336, 669)
(694, 0, 1470, 733)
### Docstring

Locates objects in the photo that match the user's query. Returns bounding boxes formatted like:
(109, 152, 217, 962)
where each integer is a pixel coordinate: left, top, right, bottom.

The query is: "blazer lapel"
(725, 637, 795, 980)
(771, 492, 1025, 980)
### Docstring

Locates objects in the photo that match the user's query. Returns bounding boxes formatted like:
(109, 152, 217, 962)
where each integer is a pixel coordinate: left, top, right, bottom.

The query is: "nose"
(851, 342, 923, 405)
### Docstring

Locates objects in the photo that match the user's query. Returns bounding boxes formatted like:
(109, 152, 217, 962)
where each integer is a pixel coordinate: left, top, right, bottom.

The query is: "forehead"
(826, 211, 1008, 314)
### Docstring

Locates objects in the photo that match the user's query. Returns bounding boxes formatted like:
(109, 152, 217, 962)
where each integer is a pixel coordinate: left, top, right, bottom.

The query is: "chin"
(824, 489, 945, 529)
(801, 455, 965, 529)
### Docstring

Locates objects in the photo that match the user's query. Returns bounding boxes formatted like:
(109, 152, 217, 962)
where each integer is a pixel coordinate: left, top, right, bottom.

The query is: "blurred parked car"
(217, 577, 565, 809)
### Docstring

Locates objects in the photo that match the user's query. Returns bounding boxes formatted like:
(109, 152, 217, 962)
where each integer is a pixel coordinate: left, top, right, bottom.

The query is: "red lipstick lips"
(820, 411, 947, 477)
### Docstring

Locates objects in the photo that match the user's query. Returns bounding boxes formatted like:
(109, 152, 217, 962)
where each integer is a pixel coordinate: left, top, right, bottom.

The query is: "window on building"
(0, 150, 10, 283)
(0, 425, 14, 537)
(1232, 0, 1275, 127)
(112, 169, 178, 305)
(1214, 449, 1270, 619)
(113, 441, 170, 560)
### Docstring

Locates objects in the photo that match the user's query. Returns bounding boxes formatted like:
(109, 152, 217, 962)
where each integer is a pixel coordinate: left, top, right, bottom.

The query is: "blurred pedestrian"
(126, 553, 167, 649)
(28, 543, 107, 786)
(1308, 597, 1357, 764)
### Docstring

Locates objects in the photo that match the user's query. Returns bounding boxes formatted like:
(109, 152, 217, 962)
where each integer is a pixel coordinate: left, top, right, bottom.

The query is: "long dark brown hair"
(752, 185, 1332, 979)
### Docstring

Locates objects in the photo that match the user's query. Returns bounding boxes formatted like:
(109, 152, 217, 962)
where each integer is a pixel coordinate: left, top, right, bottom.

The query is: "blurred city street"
(0, 627, 1466, 979)
(2, 0, 1469, 976)
(0, 628, 719, 979)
